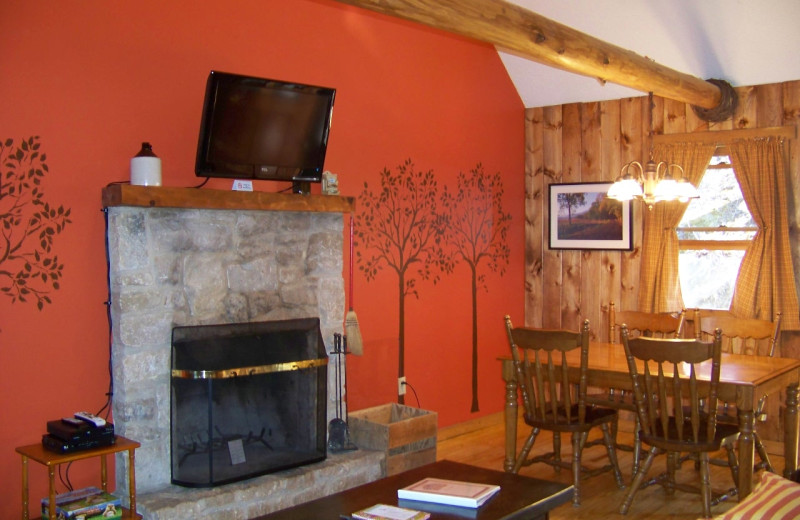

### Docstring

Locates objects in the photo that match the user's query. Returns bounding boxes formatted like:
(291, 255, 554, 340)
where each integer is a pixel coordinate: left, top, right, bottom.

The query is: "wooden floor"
(436, 413, 784, 519)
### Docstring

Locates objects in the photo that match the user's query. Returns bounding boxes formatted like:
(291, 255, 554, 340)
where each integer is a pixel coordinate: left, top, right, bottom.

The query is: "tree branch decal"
(355, 158, 445, 404)
(1, 137, 72, 310)
(440, 163, 511, 412)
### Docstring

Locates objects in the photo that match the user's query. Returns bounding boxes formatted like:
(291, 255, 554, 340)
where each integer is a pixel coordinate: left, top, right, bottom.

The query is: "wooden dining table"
(499, 341, 800, 499)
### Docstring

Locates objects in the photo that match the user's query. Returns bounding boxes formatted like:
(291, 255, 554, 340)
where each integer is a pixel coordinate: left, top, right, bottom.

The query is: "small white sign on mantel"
(232, 179, 253, 192)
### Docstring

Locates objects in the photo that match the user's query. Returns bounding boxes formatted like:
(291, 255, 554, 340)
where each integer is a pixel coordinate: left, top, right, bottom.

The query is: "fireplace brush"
(345, 214, 364, 355)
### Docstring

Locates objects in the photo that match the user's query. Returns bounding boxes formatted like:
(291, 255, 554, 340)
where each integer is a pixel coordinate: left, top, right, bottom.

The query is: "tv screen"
(195, 71, 335, 190)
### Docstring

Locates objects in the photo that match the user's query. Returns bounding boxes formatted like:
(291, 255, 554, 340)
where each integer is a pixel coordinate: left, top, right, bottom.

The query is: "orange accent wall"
(0, 0, 523, 514)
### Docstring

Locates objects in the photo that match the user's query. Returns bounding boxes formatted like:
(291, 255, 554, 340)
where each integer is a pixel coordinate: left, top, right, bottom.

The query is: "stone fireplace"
(103, 185, 382, 518)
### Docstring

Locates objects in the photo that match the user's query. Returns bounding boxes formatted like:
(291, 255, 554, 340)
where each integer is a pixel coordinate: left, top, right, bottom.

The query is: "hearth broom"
(345, 214, 364, 355)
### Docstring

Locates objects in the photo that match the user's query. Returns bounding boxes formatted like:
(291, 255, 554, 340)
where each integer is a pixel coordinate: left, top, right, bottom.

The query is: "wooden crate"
(348, 403, 438, 476)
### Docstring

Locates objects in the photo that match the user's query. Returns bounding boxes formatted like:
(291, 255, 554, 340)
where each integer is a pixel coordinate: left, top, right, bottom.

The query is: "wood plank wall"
(524, 79, 800, 354)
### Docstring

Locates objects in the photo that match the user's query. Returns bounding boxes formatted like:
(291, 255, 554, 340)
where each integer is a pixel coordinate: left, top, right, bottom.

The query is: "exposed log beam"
(334, 0, 723, 109)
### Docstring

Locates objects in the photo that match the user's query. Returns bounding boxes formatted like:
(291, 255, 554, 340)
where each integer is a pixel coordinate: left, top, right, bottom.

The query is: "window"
(676, 151, 757, 309)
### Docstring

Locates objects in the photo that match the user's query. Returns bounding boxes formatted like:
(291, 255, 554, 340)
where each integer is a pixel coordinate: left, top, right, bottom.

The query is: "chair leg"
(553, 431, 562, 473)
(699, 452, 712, 519)
(632, 415, 641, 477)
(620, 446, 658, 515)
(572, 431, 583, 506)
(512, 427, 540, 474)
(601, 422, 625, 488)
(724, 439, 739, 491)
(753, 431, 774, 473)
(665, 451, 677, 496)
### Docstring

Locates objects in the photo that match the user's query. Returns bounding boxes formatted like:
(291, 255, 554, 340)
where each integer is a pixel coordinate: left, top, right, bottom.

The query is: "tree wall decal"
(1, 137, 72, 311)
(355, 159, 445, 404)
(440, 163, 511, 412)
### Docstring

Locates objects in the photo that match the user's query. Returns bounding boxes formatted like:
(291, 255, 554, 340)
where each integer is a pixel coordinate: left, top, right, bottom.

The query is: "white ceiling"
(500, 0, 800, 108)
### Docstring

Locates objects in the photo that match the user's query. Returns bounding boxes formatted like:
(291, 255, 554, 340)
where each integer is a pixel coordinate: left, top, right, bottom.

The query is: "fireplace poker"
(328, 333, 356, 452)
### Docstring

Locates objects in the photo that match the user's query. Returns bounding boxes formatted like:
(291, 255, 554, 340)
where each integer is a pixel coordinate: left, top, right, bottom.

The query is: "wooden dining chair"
(595, 302, 685, 474)
(682, 308, 734, 339)
(504, 316, 625, 506)
(608, 302, 685, 344)
(696, 311, 782, 473)
(696, 310, 781, 357)
(618, 326, 739, 518)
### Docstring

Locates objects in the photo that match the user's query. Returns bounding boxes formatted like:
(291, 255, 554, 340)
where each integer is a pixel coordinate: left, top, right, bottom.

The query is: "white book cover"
(352, 503, 430, 520)
(397, 478, 501, 508)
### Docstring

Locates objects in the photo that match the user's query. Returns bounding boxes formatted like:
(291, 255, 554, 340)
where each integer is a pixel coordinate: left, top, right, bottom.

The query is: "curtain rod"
(653, 125, 796, 145)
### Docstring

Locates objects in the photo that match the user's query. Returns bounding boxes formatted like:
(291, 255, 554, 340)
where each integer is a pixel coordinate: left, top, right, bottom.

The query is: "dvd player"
(43, 419, 116, 453)
(42, 433, 116, 454)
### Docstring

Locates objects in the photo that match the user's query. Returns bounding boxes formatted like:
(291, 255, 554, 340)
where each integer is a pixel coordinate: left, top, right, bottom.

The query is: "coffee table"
(253, 459, 573, 519)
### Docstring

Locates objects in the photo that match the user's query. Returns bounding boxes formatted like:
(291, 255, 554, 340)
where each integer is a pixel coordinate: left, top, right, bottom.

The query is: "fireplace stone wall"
(106, 202, 348, 495)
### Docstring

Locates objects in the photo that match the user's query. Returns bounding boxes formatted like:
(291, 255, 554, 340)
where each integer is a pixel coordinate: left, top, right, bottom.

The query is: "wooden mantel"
(102, 184, 355, 213)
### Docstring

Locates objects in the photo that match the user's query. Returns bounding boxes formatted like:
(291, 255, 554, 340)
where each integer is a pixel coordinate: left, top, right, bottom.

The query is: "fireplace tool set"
(328, 332, 357, 452)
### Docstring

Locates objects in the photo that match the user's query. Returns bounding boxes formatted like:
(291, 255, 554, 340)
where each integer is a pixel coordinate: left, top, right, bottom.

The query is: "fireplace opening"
(170, 317, 328, 487)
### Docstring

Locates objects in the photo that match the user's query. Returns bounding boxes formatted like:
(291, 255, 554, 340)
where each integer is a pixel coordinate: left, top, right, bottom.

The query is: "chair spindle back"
(696, 311, 781, 357)
(622, 326, 723, 446)
(505, 316, 590, 426)
(608, 302, 685, 344)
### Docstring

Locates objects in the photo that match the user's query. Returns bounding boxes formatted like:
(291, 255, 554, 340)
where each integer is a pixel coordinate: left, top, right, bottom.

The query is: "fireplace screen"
(170, 318, 328, 487)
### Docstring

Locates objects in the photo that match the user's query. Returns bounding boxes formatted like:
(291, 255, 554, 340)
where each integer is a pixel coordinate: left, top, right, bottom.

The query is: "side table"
(16, 435, 141, 520)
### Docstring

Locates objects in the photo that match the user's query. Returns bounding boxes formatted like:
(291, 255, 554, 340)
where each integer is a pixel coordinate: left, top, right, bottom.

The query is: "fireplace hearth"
(170, 318, 328, 487)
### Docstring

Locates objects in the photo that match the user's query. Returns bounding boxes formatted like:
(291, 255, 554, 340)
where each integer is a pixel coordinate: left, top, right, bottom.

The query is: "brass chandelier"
(607, 93, 699, 209)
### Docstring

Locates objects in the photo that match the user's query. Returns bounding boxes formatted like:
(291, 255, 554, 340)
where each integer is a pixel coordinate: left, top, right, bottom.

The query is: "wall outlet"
(398, 376, 407, 396)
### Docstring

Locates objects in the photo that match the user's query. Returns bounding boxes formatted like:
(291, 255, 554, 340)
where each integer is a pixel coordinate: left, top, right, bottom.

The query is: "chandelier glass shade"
(607, 159, 699, 209)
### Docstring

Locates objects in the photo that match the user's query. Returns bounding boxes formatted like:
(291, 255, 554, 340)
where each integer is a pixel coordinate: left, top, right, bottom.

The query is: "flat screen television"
(195, 70, 336, 193)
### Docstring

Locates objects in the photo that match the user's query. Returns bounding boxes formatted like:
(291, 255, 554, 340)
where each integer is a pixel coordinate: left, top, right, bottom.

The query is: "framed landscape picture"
(549, 182, 633, 250)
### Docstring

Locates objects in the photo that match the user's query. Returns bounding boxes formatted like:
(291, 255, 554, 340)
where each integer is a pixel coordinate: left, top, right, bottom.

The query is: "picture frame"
(548, 182, 633, 251)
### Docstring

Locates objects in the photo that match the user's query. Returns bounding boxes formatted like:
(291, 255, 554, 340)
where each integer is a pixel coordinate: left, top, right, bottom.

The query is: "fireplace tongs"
(328, 333, 357, 452)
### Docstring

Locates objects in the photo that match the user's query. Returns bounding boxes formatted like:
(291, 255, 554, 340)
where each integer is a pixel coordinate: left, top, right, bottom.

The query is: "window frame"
(676, 148, 757, 252)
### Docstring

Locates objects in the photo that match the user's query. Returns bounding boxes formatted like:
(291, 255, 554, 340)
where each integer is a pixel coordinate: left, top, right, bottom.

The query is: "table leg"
(47, 465, 56, 520)
(100, 453, 108, 492)
(20, 455, 28, 520)
(128, 448, 137, 515)
(737, 407, 755, 499)
(504, 378, 518, 473)
(784, 383, 799, 479)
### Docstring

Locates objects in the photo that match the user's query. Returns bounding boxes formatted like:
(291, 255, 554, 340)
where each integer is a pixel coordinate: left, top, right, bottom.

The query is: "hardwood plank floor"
(436, 413, 783, 519)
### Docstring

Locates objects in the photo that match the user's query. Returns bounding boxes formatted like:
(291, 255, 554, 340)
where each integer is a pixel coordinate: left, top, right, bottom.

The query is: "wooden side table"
(16, 435, 141, 520)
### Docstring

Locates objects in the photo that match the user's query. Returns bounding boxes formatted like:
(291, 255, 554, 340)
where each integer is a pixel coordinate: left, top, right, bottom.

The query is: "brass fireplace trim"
(172, 358, 329, 380)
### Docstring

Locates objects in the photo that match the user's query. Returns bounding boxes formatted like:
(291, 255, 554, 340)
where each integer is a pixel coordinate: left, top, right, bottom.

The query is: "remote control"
(74, 411, 106, 427)
(61, 417, 84, 427)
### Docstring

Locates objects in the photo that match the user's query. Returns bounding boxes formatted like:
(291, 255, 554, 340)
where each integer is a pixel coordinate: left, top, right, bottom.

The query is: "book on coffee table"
(397, 477, 501, 508)
(398, 499, 479, 519)
(352, 503, 430, 520)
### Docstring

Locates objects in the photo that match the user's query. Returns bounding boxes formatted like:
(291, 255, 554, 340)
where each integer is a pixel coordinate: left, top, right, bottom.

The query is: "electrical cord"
(192, 176, 210, 188)
(58, 462, 74, 492)
(95, 208, 113, 420)
(403, 381, 421, 409)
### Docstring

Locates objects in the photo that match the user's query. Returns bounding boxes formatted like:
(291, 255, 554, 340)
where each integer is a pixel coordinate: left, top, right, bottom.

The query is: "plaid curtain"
(729, 138, 800, 330)
(638, 142, 717, 313)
